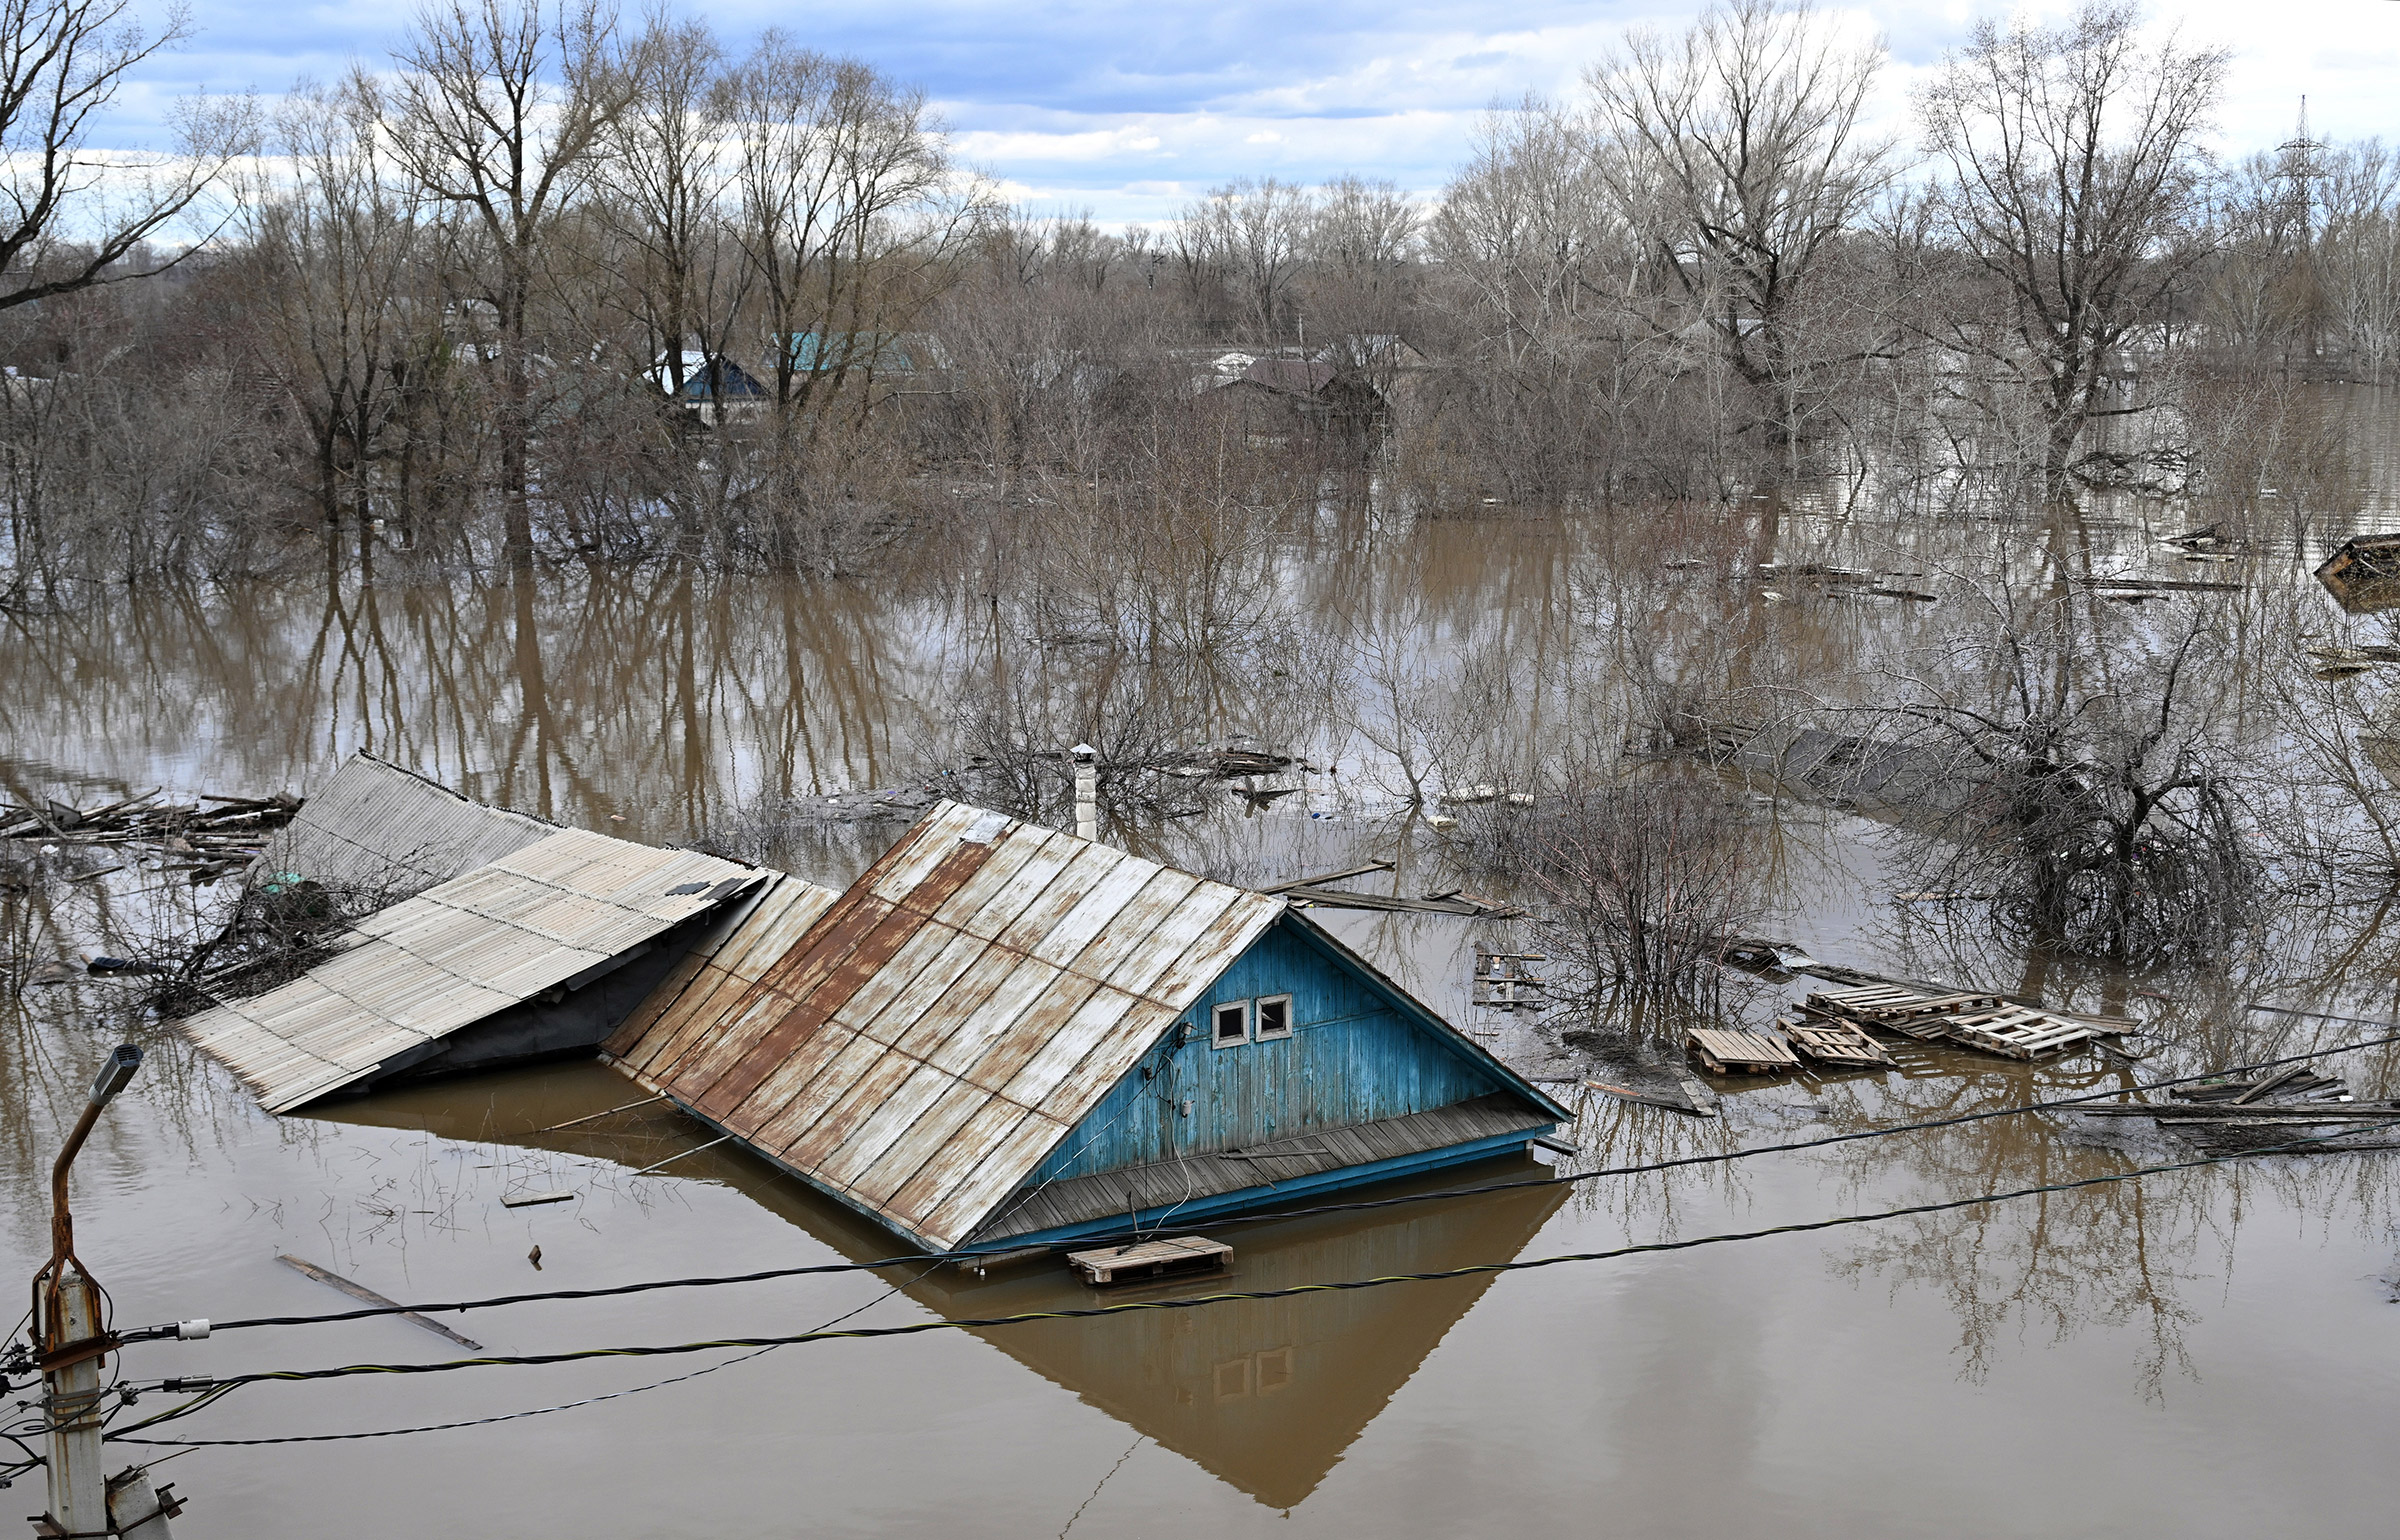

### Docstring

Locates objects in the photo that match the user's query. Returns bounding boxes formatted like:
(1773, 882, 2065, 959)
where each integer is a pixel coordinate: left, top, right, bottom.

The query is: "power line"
(106, 1114, 2400, 1430)
(106, 1259, 954, 1449)
(178, 1022, 2400, 1338)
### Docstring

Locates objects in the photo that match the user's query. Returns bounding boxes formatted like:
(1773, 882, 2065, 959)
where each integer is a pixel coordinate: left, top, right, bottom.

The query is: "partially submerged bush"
(1462, 771, 1770, 1043)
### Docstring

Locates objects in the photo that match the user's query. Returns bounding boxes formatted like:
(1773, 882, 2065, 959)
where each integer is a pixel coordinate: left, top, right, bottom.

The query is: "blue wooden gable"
(1022, 912, 1566, 1188)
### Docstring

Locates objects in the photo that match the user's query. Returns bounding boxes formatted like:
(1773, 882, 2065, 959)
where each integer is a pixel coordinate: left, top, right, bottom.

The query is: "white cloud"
(105, 1, 2400, 227)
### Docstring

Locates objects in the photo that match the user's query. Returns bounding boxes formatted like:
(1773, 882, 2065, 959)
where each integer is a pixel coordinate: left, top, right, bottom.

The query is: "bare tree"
(724, 35, 964, 415)
(1583, 0, 1896, 456)
(0, 0, 256, 311)
(2315, 140, 2400, 381)
(1866, 576, 2257, 963)
(246, 74, 433, 537)
(598, 10, 731, 400)
(1175, 178, 1314, 340)
(1914, 2, 2228, 498)
(374, 0, 642, 569)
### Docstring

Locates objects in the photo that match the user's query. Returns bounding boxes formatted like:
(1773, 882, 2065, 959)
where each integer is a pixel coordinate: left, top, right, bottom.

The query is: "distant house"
(649, 351, 768, 425)
(1205, 354, 1394, 448)
(1312, 334, 1428, 373)
(605, 800, 1568, 1253)
(782, 331, 954, 380)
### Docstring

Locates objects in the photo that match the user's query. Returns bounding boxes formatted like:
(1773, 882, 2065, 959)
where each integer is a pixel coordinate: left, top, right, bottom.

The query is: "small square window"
(1211, 1000, 1251, 1048)
(1254, 995, 1293, 1040)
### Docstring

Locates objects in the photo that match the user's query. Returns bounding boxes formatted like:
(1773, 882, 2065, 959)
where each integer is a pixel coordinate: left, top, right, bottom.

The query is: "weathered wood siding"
(1023, 915, 1513, 1183)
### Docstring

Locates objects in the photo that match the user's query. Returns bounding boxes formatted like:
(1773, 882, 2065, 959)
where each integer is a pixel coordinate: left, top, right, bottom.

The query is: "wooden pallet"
(1938, 1005, 2095, 1060)
(1688, 1027, 1801, 1074)
(1809, 985, 2004, 1026)
(1778, 1015, 1893, 1069)
(1066, 1235, 1233, 1287)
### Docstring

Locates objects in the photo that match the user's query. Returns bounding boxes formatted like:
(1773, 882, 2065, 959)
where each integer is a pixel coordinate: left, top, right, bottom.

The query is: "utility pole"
(28, 1045, 181, 1540)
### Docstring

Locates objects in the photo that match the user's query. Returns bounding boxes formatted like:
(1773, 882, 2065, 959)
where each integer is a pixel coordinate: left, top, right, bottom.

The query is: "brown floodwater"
(7, 456, 2400, 1536)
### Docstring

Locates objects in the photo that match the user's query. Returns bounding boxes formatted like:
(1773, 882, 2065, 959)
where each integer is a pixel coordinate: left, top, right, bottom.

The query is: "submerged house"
(259, 751, 558, 893)
(605, 801, 1568, 1253)
(178, 754, 816, 1112)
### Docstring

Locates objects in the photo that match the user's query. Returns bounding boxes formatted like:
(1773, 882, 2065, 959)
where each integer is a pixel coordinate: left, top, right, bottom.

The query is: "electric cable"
(103, 1114, 2400, 1429)
(174, 1021, 2400, 1337)
(105, 1257, 958, 1449)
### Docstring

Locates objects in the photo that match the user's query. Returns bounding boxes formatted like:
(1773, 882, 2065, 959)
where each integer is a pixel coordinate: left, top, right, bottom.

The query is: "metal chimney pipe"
(1071, 744, 1098, 842)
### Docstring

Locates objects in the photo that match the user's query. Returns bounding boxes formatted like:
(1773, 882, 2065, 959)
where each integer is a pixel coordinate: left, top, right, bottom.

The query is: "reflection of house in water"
(320, 1059, 1567, 1510)
(2316, 534, 2400, 613)
(947, 1177, 1565, 1508)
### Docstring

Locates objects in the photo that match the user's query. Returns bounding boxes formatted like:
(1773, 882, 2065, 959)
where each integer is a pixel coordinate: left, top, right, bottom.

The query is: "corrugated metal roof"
(262, 752, 555, 894)
(602, 872, 844, 1057)
(608, 801, 1289, 1252)
(183, 829, 758, 1113)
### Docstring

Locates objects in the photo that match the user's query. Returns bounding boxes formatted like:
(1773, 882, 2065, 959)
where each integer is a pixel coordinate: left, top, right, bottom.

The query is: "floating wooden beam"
(276, 1255, 482, 1350)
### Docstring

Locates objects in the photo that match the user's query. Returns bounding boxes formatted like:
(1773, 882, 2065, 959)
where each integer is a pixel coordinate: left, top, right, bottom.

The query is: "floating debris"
(2075, 576, 2243, 594)
(1778, 1014, 1894, 1069)
(1067, 1236, 1233, 1287)
(1800, 983, 2124, 1060)
(2080, 1067, 2400, 1154)
(1473, 950, 1546, 1011)
(276, 1255, 482, 1349)
(1, 787, 300, 883)
(2315, 533, 2400, 614)
(1687, 1026, 1802, 1074)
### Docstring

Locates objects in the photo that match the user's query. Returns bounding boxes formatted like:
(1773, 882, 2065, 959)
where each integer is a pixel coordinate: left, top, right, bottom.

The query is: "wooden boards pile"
(1801, 984, 2119, 1060)
(2166, 1066, 2350, 1105)
(2080, 1068, 2400, 1153)
(1684, 1016, 1893, 1077)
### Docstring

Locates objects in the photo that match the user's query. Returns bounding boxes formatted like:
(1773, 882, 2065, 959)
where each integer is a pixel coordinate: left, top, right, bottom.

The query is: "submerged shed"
(605, 801, 1568, 1252)
(182, 829, 766, 1112)
(2316, 533, 2400, 614)
(262, 751, 556, 894)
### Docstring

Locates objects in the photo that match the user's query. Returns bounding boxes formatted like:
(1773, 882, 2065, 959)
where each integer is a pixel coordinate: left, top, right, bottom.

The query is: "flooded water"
(9, 410, 2400, 1536)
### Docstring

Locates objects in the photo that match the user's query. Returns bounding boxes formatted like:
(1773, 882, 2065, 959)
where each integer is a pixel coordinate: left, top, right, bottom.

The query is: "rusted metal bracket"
(33, 1336, 116, 1375)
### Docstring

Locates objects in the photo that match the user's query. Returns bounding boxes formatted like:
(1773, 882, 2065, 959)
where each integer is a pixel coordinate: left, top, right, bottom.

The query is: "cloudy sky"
(118, 0, 2400, 225)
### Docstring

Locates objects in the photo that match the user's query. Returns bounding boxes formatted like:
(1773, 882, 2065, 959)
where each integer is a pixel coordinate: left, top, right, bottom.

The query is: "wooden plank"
(276, 1255, 483, 1350)
(1257, 859, 1396, 894)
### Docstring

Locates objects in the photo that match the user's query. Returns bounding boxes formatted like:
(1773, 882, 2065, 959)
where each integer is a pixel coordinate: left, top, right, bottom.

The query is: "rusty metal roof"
(183, 829, 757, 1113)
(607, 800, 1288, 1251)
(262, 751, 556, 895)
(604, 871, 844, 1055)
